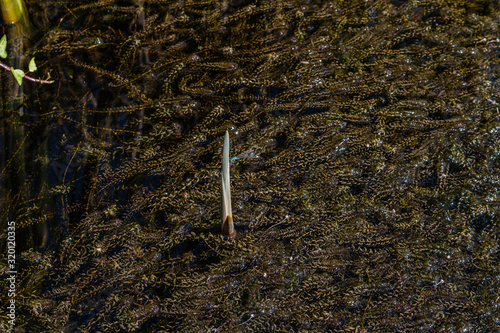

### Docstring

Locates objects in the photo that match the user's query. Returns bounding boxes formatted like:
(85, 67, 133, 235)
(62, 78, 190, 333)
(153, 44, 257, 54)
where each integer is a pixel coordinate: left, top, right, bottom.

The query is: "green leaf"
(0, 35, 7, 59)
(29, 58, 37, 72)
(11, 68, 25, 85)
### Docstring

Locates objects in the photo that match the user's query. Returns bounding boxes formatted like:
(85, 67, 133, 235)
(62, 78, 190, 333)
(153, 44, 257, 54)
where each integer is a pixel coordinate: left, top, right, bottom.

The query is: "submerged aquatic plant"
(0, 0, 499, 331)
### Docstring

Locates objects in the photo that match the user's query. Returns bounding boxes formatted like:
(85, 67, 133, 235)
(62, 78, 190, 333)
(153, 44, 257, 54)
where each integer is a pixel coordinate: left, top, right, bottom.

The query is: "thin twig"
(0, 60, 54, 84)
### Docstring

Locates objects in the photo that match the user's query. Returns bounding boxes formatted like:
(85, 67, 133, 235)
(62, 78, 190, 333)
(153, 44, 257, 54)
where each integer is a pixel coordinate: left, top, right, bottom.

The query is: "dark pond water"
(0, 0, 499, 331)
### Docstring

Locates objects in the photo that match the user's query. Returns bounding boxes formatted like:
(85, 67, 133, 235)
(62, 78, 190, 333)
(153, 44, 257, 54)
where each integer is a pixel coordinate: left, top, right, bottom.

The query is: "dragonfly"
(229, 149, 260, 162)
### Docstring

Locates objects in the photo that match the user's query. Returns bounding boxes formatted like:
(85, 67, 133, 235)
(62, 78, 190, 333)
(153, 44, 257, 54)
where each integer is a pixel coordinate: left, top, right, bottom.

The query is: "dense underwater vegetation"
(0, 0, 499, 331)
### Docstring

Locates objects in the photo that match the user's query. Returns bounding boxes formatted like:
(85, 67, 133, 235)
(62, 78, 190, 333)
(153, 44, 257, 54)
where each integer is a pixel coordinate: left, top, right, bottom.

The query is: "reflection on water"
(0, 0, 499, 331)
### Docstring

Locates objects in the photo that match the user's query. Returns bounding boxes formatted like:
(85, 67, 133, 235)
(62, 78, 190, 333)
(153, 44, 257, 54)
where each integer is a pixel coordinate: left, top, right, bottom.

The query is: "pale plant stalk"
(221, 130, 236, 239)
(0, 0, 30, 35)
